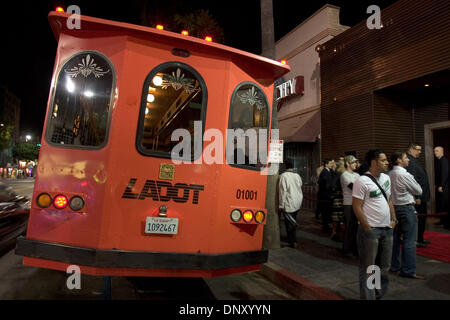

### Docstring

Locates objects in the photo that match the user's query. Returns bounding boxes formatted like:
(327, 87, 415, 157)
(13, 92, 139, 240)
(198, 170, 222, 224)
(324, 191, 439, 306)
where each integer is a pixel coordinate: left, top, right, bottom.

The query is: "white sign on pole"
(268, 139, 283, 163)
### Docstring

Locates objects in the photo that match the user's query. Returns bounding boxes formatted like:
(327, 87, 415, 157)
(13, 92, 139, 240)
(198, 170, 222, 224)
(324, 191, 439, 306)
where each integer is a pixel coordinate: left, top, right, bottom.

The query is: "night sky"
(0, 0, 398, 139)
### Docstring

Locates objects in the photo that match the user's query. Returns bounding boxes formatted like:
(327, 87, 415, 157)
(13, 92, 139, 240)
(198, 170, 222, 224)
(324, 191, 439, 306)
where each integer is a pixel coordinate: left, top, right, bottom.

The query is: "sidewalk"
(260, 210, 450, 300)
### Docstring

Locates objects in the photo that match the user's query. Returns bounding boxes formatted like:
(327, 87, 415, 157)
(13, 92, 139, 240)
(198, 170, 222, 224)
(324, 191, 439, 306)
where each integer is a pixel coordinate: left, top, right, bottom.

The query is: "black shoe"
(400, 273, 426, 280)
(416, 242, 427, 248)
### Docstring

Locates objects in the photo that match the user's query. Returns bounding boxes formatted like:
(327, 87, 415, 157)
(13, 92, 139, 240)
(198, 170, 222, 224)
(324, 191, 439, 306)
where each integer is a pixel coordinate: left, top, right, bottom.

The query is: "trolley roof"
(48, 11, 290, 81)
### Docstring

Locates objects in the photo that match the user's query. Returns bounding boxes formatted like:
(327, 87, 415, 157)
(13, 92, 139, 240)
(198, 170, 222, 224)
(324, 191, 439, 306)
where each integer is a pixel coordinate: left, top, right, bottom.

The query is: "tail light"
(54, 195, 69, 209)
(255, 211, 265, 223)
(36, 193, 52, 208)
(230, 209, 242, 222)
(69, 196, 85, 211)
(242, 210, 254, 223)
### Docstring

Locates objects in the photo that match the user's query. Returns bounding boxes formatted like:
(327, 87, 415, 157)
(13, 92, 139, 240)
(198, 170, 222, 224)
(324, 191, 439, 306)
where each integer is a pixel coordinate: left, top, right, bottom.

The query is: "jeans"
(391, 205, 418, 275)
(343, 205, 358, 256)
(357, 225, 393, 300)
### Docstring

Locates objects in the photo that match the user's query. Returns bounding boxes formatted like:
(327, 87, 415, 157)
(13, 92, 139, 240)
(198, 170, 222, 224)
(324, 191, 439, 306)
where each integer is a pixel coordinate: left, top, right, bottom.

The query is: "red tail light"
(242, 210, 254, 223)
(54, 195, 68, 209)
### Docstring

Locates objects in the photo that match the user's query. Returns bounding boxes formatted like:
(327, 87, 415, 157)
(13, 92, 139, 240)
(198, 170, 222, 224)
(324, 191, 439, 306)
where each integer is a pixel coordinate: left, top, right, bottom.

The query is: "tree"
(13, 142, 40, 161)
(260, 0, 281, 249)
(0, 123, 14, 151)
(173, 9, 224, 43)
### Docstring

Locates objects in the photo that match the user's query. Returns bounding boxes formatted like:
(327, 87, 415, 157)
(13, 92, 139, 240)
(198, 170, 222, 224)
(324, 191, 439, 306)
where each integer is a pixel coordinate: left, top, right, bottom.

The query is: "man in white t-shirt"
(352, 149, 397, 300)
(279, 159, 303, 248)
(341, 155, 360, 258)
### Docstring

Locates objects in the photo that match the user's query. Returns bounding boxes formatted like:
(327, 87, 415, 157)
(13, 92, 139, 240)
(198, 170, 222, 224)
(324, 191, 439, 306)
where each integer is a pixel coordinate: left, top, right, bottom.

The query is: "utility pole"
(260, 0, 280, 249)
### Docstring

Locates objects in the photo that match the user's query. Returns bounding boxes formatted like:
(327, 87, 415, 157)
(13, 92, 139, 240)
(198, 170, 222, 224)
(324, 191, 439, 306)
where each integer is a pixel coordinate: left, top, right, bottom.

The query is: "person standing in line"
(434, 146, 449, 229)
(279, 159, 303, 248)
(352, 149, 396, 300)
(318, 159, 336, 233)
(389, 151, 425, 279)
(405, 143, 431, 247)
(341, 155, 360, 258)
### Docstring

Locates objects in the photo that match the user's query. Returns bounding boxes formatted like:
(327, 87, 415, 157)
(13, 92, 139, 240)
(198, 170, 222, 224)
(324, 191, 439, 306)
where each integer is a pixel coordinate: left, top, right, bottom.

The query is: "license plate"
(145, 217, 179, 235)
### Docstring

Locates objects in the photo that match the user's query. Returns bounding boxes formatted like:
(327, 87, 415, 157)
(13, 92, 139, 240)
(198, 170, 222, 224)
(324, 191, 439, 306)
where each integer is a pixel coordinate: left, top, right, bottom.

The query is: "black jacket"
(406, 153, 430, 201)
(318, 168, 334, 200)
(435, 156, 449, 192)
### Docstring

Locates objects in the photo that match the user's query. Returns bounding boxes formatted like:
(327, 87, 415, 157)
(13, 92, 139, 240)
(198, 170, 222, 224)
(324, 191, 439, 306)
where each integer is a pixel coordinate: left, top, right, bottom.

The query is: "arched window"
(136, 62, 207, 160)
(227, 82, 270, 169)
(46, 51, 115, 148)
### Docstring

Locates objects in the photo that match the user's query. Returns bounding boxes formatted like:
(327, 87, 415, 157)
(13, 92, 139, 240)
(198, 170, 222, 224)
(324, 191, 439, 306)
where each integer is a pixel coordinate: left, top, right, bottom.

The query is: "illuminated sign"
(276, 76, 304, 101)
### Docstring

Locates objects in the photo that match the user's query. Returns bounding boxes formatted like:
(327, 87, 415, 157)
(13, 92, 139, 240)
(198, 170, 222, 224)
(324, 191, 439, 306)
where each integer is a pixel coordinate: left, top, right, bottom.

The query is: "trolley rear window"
(46, 51, 115, 148)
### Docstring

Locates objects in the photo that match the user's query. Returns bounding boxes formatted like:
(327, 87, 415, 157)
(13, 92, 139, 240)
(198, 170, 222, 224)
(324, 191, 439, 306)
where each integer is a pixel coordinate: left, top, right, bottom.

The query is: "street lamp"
(25, 135, 32, 142)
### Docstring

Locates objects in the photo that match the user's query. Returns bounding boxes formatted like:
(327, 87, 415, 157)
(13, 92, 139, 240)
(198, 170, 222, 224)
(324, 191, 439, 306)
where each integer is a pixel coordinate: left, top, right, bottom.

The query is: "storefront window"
(46, 51, 115, 148)
(136, 62, 207, 160)
(227, 82, 269, 169)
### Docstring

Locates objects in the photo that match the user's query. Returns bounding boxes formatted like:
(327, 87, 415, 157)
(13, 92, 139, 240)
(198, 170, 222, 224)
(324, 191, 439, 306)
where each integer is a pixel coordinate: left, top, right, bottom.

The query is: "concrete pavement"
(259, 209, 450, 300)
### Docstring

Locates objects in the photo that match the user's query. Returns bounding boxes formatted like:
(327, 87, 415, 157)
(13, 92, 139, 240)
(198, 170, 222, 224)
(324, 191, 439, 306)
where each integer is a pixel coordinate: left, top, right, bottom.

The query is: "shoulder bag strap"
(362, 173, 388, 203)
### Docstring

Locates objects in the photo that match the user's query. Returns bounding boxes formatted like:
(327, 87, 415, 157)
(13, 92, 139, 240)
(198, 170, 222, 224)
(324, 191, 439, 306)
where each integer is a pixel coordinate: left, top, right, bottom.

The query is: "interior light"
(424, 84, 430, 87)
(205, 36, 213, 42)
(152, 76, 163, 86)
(147, 94, 155, 103)
(66, 78, 75, 93)
(156, 25, 164, 30)
(84, 90, 94, 97)
(181, 30, 189, 36)
(145, 108, 149, 115)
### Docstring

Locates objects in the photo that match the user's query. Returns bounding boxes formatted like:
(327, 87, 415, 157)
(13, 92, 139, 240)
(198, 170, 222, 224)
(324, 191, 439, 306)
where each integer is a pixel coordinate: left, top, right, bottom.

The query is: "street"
(0, 178, 295, 300)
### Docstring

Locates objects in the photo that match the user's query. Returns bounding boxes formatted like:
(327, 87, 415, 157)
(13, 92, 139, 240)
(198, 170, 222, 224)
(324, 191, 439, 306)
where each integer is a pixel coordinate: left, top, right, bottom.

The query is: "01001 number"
(236, 189, 258, 200)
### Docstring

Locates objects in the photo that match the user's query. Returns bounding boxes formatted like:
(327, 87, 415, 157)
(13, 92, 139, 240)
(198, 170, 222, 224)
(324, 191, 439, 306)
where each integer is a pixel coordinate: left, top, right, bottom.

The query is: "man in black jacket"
(406, 143, 431, 247)
(318, 159, 336, 233)
(434, 146, 449, 229)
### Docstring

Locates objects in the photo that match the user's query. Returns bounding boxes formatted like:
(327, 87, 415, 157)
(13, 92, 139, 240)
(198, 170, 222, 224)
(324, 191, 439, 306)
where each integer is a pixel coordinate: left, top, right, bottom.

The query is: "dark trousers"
(343, 205, 358, 255)
(436, 190, 449, 227)
(416, 201, 427, 243)
(319, 199, 332, 230)
(283, 210, 299, 245)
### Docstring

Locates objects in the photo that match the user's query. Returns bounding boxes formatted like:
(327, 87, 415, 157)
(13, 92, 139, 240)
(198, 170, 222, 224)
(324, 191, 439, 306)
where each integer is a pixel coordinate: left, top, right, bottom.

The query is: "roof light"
(280, 60, 287, 64)
(156, 25, 164, 30)
(205, 36, 213, 42)
(56, 7, 64, 12)
(54, 195, 68, 209)
(181, 30, 189, 36)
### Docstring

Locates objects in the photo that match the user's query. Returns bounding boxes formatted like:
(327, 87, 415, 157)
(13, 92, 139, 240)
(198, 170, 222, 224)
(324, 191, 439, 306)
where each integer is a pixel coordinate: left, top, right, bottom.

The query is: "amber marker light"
(56, 7, 64, 12)
(205, 36, 213, 42)
(181, 30, 189, 36)
(280, 60, 287, 64)
(255, 211, 265, 223)
(242, 210, 254, 223)
(156, 25, 164, 30)
(54, 195, 69, 209)
(36, 193, 52, 208)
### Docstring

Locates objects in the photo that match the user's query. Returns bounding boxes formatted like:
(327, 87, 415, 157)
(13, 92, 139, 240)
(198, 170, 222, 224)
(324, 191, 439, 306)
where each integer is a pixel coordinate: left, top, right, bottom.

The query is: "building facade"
(275, 5, 349, 186)
(319, 0, 450, 212)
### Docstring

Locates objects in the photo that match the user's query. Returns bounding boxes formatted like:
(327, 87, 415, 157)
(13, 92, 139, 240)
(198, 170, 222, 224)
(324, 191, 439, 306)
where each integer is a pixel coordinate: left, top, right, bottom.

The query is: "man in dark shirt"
(434, 146, 449, 229)
(318, 159, 336, 233)
(406, 143, 431, 246)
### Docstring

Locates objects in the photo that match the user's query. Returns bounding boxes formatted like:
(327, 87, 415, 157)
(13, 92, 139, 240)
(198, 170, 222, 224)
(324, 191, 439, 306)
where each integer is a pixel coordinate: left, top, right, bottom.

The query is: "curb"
(260, 262, 344, 300)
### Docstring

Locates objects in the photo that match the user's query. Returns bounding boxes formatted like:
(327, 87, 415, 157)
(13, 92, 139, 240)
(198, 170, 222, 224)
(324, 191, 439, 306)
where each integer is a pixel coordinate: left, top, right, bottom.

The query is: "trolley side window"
(137, 62, 207, 160)
(46, 51, 114, 148)
(227, 82, 269, 169)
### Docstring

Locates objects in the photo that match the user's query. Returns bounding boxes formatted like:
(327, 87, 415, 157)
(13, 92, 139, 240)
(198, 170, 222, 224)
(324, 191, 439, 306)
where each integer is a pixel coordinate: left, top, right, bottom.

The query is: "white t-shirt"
(279, 171, 303, 213)
(352, 172, 391, 228)
(340, 171, 360, 205)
